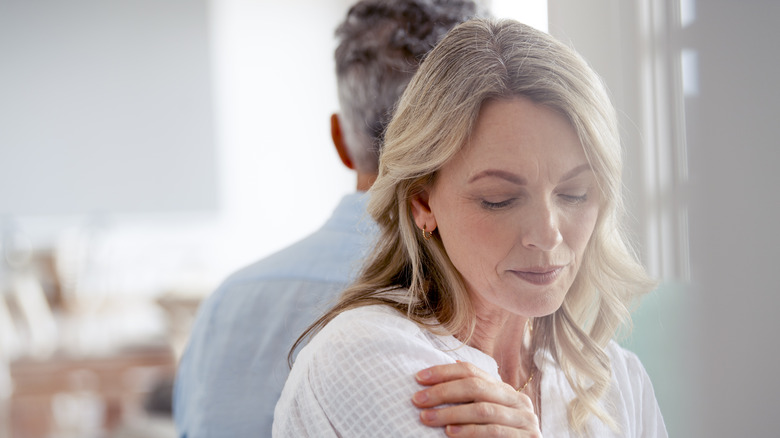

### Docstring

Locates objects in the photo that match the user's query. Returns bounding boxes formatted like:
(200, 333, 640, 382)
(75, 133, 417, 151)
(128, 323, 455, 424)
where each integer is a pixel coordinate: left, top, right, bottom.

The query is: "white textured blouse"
(273, 305, 667, 437)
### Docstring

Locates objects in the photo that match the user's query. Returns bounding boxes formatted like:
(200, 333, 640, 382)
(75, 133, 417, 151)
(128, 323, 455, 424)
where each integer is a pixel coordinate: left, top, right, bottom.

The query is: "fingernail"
(446, 425, 462, 435)
(421, 409, 437, 421)
(413, 390, 428, 403)
(416, 369, 432, 381)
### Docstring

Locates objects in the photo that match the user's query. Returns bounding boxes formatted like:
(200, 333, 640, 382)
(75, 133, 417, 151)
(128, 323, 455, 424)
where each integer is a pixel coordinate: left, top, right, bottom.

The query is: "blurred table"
(9, 344, 175, 438)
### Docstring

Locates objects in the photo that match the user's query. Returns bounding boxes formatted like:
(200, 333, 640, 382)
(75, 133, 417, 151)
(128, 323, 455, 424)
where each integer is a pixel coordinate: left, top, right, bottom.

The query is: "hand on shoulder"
(413, 362, 542, 437)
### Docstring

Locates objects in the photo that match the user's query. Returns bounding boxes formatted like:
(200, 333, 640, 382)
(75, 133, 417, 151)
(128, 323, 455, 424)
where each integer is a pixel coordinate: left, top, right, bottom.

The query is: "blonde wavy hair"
(292, 18, 655, 434)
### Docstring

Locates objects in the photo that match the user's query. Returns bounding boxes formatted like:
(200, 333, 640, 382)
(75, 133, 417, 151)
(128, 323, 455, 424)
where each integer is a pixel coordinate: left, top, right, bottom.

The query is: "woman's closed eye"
(480, 198, 516, 210)
(558, 193, 588, 205)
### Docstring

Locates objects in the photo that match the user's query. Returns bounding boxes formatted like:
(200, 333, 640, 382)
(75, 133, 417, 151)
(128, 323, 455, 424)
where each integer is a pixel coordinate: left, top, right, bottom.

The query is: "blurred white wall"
(1, 0, 357, 296)
(208, 0, 356, 275)
(1, 0, 547, 297)
(0, 0, 219, 217)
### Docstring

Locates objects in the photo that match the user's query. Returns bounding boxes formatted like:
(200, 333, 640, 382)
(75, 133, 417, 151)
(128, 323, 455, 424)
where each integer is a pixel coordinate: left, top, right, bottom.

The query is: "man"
(173, 1, 486, 436)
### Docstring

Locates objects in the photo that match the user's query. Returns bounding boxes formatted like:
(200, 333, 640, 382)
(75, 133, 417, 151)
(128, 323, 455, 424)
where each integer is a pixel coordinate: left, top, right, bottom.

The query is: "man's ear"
(410, 188, 437, 233)
(331, 113, 354, 170)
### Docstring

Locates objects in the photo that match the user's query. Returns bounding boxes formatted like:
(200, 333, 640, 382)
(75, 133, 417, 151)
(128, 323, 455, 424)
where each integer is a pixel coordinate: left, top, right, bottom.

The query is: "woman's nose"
(521, 202, 563, 251)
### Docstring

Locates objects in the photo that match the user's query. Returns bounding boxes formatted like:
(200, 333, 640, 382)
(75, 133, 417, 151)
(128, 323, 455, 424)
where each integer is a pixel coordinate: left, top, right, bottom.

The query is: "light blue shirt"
(174, 193, 376, 437)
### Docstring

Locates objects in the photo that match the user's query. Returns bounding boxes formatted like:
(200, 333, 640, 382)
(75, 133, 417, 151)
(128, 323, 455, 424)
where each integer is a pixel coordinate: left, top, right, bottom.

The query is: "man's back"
(173, 1, 486, 435)
(174, 194, 374, 436)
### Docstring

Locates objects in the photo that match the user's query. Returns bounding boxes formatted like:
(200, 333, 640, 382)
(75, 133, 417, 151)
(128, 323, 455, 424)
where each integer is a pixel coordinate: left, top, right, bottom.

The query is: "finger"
(444, 423, 542, 438)
(412, 376, 532, 410)
(416, 361, 496, 386)
(419, 402, 539, 431)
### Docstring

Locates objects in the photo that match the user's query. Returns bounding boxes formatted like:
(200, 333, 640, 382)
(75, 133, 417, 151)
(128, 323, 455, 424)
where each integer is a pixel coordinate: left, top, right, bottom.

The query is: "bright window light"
(491, 0, 548, 32)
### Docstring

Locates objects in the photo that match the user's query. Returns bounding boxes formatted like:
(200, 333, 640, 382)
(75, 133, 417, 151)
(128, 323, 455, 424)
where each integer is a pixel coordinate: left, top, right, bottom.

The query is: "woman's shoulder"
(277, 305, 460, 436)
(315, 304, 427, 345)
(330, 304, 421, 329)
(297, 305, 437, 366)
(603, 341, 653, 386)
(603, 341, 668, 436)
(601, 341, 659, 401)
(298, 304, 498, 379)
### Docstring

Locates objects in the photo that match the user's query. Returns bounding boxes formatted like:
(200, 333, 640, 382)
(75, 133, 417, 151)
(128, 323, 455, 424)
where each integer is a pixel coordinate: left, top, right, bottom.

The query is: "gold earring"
(422, 225, 433, 241)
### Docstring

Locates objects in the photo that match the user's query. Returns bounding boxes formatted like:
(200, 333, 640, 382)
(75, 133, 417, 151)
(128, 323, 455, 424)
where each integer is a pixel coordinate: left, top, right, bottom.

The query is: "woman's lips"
(511, 266, 565, 285)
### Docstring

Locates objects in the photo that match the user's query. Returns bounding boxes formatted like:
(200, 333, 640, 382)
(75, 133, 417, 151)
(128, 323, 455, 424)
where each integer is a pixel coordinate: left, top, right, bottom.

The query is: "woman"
(274, 18, 667, 437)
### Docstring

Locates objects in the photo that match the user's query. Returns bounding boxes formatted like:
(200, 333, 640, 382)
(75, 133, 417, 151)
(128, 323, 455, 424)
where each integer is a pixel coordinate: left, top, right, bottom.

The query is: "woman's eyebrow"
(467, 163, 592, 185)
(468, 169, 527, 185)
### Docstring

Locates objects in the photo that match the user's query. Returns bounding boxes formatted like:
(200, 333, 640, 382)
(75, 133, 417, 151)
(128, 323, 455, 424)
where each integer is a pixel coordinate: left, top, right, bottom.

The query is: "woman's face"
(413, 97, 600, 318)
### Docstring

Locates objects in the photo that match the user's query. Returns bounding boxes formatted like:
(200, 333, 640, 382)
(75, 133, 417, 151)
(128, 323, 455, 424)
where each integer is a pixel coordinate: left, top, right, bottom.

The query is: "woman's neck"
(459, 308, 535, 390)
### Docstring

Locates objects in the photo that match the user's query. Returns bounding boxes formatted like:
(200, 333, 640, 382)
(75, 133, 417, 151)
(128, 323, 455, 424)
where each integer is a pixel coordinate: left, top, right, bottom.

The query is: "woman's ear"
(410, 188, 437, 232)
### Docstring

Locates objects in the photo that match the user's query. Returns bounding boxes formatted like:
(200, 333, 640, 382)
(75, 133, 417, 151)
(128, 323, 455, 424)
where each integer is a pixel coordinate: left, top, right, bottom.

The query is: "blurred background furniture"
(9, 346, 175, 438)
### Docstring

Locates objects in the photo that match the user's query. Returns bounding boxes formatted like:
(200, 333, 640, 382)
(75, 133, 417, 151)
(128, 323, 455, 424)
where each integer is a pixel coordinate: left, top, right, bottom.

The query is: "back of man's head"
(335, 0, 487, 175)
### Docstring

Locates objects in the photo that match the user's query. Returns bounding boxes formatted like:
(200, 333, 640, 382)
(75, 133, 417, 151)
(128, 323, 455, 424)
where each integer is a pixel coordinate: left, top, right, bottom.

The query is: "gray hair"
(334, 0, 487, 173)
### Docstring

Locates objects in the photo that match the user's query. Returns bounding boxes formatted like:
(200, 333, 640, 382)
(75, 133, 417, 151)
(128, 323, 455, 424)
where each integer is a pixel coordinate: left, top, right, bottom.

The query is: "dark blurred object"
(144, 377, 173, 416)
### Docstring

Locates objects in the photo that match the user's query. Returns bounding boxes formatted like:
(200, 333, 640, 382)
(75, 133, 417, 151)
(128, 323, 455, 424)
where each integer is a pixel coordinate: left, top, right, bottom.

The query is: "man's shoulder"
(223, 230, 366, 288)
(188, 203, 374, 336)
(224, 199, 375, 286)
(226, 233, 336, 283)
(198, 233, 355, 328)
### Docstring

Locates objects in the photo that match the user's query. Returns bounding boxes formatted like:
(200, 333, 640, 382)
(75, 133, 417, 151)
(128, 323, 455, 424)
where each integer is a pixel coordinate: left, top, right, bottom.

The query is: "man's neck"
(356, 172, 377, 192)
